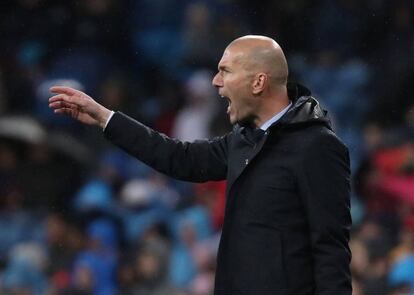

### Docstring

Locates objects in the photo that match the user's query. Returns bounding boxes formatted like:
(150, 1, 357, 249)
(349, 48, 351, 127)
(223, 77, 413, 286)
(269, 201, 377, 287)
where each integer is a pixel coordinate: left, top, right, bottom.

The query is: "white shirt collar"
(260, 101, 292, 131)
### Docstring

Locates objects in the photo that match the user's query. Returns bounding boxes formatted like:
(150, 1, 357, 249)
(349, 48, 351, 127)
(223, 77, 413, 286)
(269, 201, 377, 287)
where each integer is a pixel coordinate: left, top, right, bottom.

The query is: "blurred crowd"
(0, 0, 414, 294)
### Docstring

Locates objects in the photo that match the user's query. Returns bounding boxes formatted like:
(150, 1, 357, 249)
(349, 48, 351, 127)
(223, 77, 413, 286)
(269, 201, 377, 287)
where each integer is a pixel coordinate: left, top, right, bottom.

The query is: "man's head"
(212, 35, 289, 127)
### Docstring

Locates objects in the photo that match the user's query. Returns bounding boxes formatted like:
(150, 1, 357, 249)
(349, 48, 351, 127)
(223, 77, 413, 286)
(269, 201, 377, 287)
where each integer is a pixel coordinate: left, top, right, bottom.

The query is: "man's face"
(212, 47, 256, 126)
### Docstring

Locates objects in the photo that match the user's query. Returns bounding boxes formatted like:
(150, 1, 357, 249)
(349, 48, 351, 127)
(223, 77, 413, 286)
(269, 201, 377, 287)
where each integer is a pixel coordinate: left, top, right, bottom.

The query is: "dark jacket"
(104, 83, 352, 295)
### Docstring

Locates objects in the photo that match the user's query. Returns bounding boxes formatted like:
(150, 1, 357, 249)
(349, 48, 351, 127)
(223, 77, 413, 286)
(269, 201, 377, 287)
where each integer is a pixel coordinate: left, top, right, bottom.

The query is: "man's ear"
(252, 73, 267, 95)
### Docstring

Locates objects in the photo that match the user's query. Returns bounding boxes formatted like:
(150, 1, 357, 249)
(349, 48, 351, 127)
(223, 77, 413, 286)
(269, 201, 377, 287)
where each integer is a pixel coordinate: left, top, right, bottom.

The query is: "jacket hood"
(277, 82, 332, 130)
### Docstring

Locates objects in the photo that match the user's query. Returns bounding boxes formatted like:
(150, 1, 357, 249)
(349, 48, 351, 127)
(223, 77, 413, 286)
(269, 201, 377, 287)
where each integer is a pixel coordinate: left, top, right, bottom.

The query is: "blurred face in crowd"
(46, 214, 67, 245)
(212, 44, 257, 126)
(136, 251, 161, 280)
(74, 265, 94, 290)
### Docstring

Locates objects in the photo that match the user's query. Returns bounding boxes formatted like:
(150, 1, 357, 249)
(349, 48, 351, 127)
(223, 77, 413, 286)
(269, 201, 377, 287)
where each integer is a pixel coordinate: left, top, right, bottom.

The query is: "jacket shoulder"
(283, 123, 348, 154)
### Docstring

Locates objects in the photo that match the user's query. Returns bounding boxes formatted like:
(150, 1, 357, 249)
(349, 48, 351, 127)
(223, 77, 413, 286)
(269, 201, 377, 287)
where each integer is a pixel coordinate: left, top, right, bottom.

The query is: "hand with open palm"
(49, 86, 112, 128)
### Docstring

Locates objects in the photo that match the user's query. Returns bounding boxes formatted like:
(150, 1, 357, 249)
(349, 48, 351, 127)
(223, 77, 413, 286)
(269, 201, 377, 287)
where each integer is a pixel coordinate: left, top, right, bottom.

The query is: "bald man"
(49, 35, 352, 295)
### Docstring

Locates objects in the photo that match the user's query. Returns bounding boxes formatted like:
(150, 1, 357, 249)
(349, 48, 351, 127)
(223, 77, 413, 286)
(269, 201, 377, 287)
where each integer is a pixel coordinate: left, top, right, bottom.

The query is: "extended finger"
(54, 108, 74, 115)
(50, 86, 80, 96)
(48, 94, 67, 103)
(49, 100, 77, 109)
(48, 93, 80, 106)
(54, 106, 80, 117)
(50, 88, 86, 107)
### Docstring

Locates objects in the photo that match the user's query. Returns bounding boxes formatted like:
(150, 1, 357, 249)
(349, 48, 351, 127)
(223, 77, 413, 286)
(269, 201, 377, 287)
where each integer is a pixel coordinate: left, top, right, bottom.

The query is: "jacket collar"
(233, 82, 332, 134)
(277, 82, 332, 130)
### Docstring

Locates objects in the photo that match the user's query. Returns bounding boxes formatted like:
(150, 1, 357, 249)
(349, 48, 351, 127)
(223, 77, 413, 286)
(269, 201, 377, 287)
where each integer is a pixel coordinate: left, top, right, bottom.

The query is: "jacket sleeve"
(103, 112, 229, 182)
(298, 131, 352, 295)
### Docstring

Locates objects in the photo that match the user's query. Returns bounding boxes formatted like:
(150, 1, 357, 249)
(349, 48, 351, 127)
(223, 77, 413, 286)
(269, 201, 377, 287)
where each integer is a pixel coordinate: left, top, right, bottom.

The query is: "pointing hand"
(49, 86, 112, 128)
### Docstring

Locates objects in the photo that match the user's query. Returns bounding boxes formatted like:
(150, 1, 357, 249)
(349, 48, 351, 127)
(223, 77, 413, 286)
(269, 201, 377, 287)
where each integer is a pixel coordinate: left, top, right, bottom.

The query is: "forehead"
(218, 47, 245, 68)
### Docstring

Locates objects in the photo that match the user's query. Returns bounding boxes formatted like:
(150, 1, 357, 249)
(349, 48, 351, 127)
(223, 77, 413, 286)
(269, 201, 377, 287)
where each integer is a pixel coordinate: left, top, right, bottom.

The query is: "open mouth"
(221, 95, 231, 114)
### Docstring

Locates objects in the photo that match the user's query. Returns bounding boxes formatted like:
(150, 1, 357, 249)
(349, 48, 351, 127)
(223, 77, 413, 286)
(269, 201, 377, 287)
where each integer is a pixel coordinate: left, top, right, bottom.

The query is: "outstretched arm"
(49, 86, 112, 128)
(49, 86, 229, 182)
(104, 112, 229, 182)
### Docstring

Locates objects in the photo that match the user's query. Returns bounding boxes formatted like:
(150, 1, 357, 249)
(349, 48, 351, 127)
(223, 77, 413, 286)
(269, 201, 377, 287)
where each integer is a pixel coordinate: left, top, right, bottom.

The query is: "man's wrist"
(102, 110, 115, 130)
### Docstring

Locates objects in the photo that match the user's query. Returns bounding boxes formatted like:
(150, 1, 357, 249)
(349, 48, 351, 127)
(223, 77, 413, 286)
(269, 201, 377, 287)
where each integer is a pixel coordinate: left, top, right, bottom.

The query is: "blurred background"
(0, 0, 414, 294)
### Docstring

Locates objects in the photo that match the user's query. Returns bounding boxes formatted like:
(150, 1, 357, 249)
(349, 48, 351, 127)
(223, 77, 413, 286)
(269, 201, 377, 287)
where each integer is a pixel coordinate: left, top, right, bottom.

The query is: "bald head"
(212, 35, 291, 127)
(227, 35, 289, 88)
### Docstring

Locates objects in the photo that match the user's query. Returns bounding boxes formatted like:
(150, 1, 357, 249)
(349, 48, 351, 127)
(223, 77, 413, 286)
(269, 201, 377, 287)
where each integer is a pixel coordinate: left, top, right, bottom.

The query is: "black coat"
(104, 83, 352, 295)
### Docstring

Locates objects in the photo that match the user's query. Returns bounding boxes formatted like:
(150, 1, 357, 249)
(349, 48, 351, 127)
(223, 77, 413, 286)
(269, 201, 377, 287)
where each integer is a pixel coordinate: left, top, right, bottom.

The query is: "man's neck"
(253, 89, 290, 128)
(259, 100, 291, 130)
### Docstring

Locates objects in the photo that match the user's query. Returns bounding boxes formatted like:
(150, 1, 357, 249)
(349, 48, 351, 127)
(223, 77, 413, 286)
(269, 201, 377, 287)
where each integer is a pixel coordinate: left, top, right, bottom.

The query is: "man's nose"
(212, 73, 222, 87)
